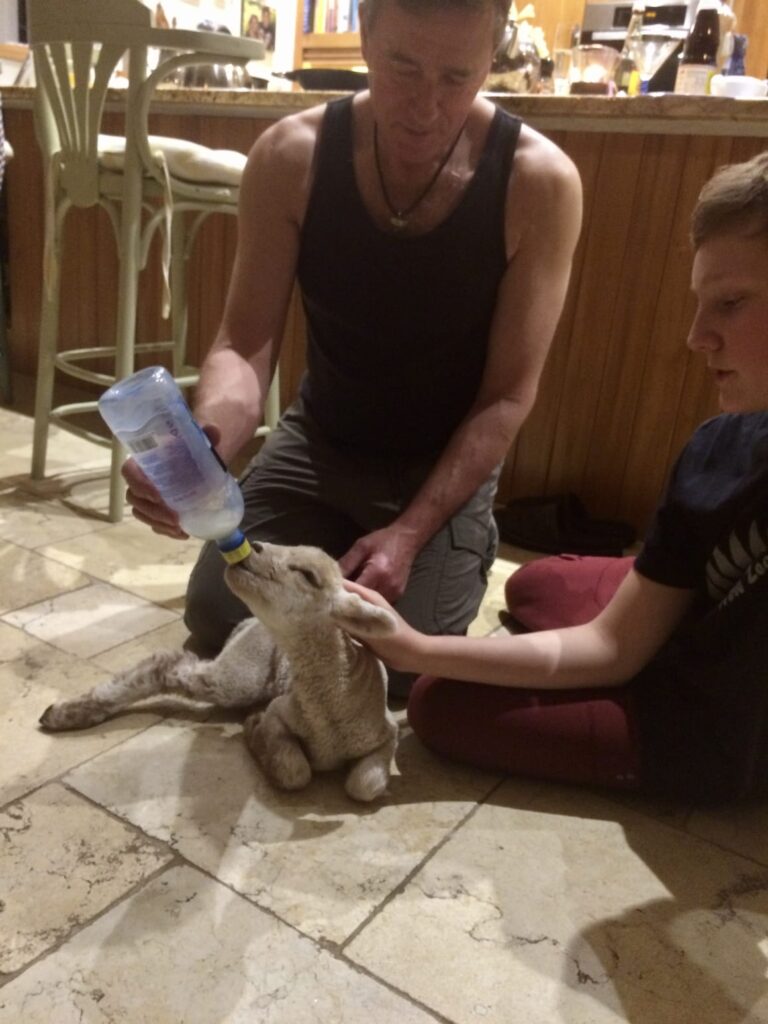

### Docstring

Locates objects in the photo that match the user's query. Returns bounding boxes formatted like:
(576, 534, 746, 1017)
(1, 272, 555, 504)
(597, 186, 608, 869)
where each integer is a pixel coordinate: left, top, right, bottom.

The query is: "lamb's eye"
(289, 565, 322, 589)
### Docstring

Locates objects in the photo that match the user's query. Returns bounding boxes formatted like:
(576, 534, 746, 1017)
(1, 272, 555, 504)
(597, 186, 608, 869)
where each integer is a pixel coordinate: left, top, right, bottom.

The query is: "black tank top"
(297, 96, 521, 456)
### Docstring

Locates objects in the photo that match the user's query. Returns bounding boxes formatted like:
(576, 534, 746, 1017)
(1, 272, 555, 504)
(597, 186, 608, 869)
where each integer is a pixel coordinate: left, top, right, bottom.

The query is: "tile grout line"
(338, 774, 509, 954)
(0, 715, 171, 817)
(0, 858, 183, 991)
(12, 759, 459, 1021)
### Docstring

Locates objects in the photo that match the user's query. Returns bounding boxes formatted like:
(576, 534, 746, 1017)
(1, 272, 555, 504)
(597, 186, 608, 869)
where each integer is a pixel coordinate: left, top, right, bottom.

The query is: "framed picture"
(242, 0, 276, 53)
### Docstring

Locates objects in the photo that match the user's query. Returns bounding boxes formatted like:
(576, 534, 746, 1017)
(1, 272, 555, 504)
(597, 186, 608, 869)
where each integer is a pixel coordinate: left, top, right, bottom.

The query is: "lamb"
(39, 541, 400, 802)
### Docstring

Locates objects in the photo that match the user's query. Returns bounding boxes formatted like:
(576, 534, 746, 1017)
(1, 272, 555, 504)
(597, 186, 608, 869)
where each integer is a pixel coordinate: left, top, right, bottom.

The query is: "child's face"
(688, 232, 768, 413)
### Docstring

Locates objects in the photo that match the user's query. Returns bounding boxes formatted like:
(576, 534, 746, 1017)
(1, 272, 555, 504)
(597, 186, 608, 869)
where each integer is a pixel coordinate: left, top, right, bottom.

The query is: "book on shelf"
(305, 0, 360, 33)
(303, 0, 315, 34)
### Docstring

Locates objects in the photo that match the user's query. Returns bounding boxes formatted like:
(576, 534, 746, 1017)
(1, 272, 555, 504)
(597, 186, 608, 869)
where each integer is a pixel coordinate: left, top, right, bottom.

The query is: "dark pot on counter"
(276, 68, 368, 91)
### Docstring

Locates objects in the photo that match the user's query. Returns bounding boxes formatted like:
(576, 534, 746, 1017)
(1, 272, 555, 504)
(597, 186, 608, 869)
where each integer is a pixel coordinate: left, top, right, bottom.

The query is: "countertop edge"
(2, 85, 767, 137)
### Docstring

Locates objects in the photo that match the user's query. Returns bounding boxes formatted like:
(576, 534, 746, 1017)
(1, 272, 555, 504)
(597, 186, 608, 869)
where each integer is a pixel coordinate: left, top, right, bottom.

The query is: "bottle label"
(120, 401, 216, 507)
(674, 63, 716, 95)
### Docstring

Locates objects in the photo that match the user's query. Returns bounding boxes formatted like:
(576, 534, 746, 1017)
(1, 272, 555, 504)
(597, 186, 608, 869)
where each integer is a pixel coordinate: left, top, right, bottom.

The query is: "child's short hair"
(691, 151, 768, 249)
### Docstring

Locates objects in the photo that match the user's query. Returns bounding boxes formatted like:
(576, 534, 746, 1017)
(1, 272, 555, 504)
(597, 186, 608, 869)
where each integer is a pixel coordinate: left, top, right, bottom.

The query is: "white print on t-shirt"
(706, 518, 768, 607)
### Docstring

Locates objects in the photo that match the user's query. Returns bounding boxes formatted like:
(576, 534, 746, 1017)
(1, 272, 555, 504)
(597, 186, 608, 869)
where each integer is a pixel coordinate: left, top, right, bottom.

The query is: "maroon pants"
(407, 555, 644, 791)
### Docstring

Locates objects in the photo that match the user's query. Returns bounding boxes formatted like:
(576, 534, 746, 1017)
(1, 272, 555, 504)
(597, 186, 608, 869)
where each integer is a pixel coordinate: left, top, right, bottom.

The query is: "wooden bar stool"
(27, 0, 280, 521)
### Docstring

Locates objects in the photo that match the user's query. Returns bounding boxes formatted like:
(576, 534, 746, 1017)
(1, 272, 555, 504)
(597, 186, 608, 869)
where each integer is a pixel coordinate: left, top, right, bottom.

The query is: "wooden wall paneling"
(95, 206, 119, 366)
(617, 133, 731, 528)
(76, 198, 97, 349)
(497, 126, 607, 505)
(541, 133, 645, 505)
(5, 107, 42, 377)
(580, 132, 689, 519)
(613, 133, 706, 528)
(57, 211, 72, 357)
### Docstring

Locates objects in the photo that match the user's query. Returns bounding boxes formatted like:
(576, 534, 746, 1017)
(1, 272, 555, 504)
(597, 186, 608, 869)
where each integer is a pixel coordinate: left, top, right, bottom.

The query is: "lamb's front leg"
(345, 727, 398, 802)
(243, 696, 312, 791)
(40, 650, 198, 731)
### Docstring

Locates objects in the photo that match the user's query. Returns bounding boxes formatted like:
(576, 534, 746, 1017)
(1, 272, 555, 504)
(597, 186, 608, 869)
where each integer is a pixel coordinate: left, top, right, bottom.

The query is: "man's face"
(361, 0, 496, 165)
(688, 231, 768, 413)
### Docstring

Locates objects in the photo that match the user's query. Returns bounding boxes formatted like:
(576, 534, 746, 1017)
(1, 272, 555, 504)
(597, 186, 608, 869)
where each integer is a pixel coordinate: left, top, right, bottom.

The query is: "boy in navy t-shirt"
(347, 150, 768, 802)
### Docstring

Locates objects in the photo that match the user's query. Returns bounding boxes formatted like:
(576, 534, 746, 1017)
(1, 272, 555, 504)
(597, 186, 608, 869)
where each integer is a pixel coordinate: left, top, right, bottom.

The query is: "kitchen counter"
(2, 85, 767, 529)
(3, 83, 768, 136)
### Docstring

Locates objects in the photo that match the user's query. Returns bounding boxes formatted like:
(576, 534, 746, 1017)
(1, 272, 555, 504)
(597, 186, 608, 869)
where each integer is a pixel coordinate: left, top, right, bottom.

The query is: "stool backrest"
(28, 0, 265, 207)
(28, 0, 151, 208)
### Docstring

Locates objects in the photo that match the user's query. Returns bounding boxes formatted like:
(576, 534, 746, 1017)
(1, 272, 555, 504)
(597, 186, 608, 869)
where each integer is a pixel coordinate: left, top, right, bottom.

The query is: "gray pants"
(185, 399, 499, 695)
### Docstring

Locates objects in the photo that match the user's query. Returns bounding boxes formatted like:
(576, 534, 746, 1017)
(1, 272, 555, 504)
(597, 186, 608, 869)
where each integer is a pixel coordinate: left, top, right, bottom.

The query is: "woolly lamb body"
(40, 542, 399, 801)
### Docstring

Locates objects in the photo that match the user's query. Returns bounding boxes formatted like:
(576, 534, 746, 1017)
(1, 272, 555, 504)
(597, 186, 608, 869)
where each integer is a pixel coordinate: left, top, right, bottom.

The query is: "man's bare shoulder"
(248, 103, 326, 175)
(239, 104, 327, 222)
(503, 124, 582, 258)
(513, 124, 580, 196)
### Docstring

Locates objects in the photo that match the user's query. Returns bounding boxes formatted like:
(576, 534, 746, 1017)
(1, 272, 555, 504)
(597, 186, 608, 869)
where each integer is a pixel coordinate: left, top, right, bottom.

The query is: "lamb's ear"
(330, 589, 398, 637)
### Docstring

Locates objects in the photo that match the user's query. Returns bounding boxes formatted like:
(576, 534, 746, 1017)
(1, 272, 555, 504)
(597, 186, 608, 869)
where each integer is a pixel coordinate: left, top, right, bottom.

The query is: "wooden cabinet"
(299, 31, 363, 68)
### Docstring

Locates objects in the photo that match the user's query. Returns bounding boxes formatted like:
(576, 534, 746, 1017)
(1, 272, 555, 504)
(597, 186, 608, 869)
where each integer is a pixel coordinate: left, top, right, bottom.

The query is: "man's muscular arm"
(191, 114, 315, 461)
(340, 127, 583, 599)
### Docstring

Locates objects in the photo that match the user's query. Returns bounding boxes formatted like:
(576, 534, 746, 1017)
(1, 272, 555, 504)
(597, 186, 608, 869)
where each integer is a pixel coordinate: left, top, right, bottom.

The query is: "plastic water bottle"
(98, 366, 251, 564)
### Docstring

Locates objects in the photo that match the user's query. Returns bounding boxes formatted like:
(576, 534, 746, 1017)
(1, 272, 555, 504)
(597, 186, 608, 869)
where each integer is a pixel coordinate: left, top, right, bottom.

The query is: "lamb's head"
(224, 541, 397, 638)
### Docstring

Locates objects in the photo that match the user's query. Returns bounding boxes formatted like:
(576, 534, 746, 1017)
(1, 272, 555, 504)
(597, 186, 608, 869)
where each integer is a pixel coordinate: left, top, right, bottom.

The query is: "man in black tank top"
(122, 0, 583, 695)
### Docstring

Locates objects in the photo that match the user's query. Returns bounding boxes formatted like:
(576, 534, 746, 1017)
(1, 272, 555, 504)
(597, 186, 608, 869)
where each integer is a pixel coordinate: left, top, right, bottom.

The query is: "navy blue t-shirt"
(630, 412, 768, 800)
(635, 412, 768, 610)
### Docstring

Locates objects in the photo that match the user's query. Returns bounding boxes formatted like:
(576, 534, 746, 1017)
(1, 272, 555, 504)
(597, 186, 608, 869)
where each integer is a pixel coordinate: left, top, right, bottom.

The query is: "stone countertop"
(3, 84, 767, 136)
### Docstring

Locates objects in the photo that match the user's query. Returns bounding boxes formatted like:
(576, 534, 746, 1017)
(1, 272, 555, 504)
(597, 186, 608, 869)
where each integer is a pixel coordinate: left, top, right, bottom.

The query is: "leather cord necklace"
(373, 121, 464, 232)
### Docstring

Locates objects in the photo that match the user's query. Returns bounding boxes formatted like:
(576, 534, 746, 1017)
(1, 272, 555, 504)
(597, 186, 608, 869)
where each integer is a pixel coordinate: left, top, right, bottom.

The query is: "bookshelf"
(297, 0, 363, 69)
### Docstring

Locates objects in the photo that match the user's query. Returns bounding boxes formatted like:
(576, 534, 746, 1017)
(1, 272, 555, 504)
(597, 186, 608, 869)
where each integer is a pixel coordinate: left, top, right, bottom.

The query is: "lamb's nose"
(251, 541, 263, 553)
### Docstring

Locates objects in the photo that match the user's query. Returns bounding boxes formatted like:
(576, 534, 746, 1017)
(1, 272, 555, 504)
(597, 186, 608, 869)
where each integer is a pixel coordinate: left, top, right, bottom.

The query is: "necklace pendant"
(390, 213, 409, 231)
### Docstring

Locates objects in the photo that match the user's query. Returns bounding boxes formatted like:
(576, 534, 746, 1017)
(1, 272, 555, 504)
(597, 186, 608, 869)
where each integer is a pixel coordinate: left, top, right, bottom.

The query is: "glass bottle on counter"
(674, 0, 721, 95)
(615, 2, 644, 96)
(538, 57, 555, 94)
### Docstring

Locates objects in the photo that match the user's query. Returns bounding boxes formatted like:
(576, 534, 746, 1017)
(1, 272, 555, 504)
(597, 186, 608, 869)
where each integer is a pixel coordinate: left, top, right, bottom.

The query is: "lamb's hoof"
(274, 768, 312, 791)
(345, 764, 389, 803)
(268, 747, 313, 791)
(39, 700, 109, 732)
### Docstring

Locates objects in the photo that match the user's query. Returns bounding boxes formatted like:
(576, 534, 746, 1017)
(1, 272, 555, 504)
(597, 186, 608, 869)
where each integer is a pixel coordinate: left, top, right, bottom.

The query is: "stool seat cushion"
(97, 133, 246, 186)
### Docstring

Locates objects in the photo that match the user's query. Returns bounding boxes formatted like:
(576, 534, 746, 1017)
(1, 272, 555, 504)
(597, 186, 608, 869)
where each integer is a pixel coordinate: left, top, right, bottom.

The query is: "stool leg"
(108, 436, 126, 523)
(0, 186, 11, 405)
(170, 209, 188, 377)
(109, 150, 145, 524)
(0, 264, 10, 405)
(31, 230, 62, 480)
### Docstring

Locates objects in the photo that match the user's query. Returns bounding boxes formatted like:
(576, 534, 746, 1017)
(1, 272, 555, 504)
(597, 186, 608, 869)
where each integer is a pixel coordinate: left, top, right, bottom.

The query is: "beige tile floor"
(1, 397, 768, 1023)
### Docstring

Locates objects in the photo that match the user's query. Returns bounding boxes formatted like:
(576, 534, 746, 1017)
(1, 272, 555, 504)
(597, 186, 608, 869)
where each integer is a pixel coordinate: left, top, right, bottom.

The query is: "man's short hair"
(361, 0, 512, 49)
(692, 151, 768, 248)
